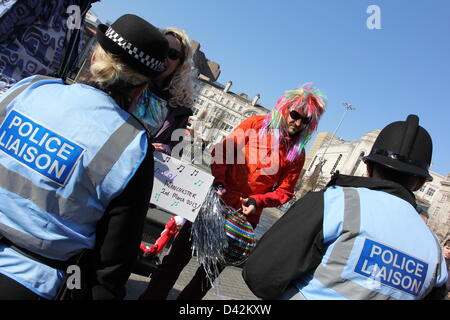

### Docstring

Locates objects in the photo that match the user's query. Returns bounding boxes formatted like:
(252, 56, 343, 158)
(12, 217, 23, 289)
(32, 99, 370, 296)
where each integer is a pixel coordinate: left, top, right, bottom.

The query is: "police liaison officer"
(0, 14, 169, 300)
(243, 114, 449, 300)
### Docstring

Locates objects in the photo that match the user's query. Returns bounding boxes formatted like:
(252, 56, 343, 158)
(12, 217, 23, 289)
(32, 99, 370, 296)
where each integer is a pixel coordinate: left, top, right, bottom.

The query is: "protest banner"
(150, 152, 214, 222)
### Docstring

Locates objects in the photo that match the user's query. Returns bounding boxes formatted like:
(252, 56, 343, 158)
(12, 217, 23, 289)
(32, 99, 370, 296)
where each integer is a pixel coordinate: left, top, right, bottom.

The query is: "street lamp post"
(318, 103, 356, 164)
(310, 102, 356, 191)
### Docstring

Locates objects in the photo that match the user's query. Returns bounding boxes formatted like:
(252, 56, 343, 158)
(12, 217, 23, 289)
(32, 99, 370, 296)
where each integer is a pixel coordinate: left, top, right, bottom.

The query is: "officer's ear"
(411, 177, 426, 192)
(90, 51, 96, 65)
(365, 162, 374, 177)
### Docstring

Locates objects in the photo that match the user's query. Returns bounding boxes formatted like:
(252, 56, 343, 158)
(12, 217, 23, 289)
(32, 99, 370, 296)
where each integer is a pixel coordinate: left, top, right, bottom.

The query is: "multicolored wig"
(260, 83, 327, 162)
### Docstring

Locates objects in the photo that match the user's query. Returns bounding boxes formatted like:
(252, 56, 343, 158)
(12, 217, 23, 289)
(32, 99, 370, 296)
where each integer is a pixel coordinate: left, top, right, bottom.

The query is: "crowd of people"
(0, 1, 448, 300)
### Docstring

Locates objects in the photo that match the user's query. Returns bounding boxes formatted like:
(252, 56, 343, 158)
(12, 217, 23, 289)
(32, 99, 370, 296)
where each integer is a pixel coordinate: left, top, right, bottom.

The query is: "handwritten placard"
(150, 152, 215, 222)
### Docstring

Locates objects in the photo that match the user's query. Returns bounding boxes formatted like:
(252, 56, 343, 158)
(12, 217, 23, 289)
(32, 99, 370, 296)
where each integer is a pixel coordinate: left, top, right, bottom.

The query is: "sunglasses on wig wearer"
(167, 48, 183, 61)
(289, 110, 311, 125)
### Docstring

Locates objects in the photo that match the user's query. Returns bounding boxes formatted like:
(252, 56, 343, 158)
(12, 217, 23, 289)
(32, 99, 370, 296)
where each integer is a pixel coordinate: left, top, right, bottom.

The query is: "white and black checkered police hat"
(96, 14, 169, 78)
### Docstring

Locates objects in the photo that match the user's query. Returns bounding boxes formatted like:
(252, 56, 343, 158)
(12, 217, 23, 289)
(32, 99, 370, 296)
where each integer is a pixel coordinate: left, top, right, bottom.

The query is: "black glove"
(213, 181, 225, 190)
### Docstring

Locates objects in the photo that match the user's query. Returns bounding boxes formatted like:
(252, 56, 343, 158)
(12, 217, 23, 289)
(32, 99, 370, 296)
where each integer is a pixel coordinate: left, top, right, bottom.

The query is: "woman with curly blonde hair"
(133, 27, 195, 154)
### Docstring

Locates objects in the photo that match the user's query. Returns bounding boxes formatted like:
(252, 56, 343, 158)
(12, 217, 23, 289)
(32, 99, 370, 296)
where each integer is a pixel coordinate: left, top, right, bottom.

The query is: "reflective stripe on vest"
(0, 76, 143, 220)
(313, 188, 395, 300)
(0, 76, 147, 258)
(0, 116, 143, 220)
(298, 187, 442, 300)
(0, 115, 143, 251)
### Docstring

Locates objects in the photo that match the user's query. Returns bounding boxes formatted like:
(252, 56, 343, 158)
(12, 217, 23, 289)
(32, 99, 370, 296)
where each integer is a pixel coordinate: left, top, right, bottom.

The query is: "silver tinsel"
(190, 187, 234, 287)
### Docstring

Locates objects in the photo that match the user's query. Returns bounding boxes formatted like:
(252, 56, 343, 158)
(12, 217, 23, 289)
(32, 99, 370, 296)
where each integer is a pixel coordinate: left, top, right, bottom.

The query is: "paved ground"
(125, 252, 259, 300)
(124, 207, 283, 300)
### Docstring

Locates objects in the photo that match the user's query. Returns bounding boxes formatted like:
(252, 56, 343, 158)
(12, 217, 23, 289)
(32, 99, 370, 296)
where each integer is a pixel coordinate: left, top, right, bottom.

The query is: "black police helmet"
(363, 114, 433, 181)
(96, 14, 169, 78)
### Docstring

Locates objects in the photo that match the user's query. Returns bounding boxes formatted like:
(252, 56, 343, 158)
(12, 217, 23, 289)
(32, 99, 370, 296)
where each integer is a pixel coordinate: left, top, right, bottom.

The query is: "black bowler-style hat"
(96, 14, 169, 78)
(363, 114, 433, 181)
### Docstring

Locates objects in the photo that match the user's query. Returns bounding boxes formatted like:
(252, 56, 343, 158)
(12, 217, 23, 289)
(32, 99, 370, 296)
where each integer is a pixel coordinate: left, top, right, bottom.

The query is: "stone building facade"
(188, 79, 269, 150)
(301, 129, 380, 190)
(416, 173, 450, 242)
(300, 130, 450, 242)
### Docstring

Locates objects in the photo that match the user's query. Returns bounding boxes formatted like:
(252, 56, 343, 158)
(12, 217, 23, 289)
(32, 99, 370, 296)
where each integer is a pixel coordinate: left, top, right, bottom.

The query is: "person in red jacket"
(138, 83, 327, 300)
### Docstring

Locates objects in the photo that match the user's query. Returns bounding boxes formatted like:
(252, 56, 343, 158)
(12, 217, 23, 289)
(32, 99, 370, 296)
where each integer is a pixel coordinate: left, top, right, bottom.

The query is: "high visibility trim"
(0, 117, 143, 222)
(85, 115, 144, 187)
(0, 222, 43, 251)
(0, 159, 93, 216)
(0, 77, 146, 245)
(313, 187, 396, 300)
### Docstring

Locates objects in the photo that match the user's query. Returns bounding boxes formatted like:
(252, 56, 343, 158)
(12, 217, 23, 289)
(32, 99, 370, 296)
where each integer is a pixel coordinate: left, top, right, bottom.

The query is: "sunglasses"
(289, 110, 311, 124)
(167, 48, 183, 61)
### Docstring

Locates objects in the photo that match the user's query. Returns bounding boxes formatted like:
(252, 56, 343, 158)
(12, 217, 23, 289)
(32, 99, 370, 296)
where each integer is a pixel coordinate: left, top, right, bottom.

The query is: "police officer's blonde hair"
(90, 44, 149, 90)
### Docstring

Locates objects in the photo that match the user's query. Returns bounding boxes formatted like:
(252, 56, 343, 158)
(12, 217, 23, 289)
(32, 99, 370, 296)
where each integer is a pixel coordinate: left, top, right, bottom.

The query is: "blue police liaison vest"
(291, 186, 448, 300)
(0, 76, 149, 299)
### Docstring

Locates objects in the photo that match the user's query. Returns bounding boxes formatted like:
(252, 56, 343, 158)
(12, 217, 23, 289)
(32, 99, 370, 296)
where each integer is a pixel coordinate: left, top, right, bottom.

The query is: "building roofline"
(196, 77, 269, 111)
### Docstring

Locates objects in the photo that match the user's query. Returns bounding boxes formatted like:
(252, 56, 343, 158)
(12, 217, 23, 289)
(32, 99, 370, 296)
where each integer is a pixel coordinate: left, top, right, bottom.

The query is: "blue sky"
(91, 0, 450, 175)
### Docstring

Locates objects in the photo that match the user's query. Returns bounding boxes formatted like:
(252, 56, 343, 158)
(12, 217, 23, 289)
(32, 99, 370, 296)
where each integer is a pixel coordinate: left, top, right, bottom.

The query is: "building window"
(308, 156, 318, 171)
(330, 154, 342, 174)
(433, 207, 441, 216)
(419, 185, 426, 192)
(350, 151, 365, 176)
(439, 194, 448, 202)
(426, 188, 435, 197)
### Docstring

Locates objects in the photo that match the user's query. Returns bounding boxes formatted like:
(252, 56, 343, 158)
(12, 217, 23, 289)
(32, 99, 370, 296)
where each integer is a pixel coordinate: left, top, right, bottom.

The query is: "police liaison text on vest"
(358, 242, 426, 295)
(0, 114, 75, 180)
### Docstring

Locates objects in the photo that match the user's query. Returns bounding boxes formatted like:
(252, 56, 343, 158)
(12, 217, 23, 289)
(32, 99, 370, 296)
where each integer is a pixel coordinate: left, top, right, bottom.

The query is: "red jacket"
(211, 115, 304, 225)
